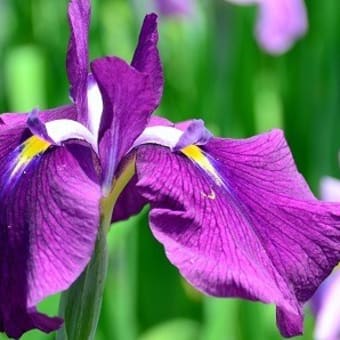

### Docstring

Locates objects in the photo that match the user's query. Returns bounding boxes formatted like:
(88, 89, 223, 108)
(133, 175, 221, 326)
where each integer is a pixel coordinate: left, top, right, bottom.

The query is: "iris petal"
(91, 56, 161, 194)
(27, 109, 98, 152)
(66, 0, 91, 125)
(134, 129, 340, 337)
(131, 13, 163, 101)
(113, 117, 212, 223)
(0, 106, 100, 338)
(0, 142, 100, 338)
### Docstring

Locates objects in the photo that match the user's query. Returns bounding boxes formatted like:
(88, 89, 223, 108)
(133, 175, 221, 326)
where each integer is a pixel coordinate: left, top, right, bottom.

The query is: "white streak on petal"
(87, 75, 103, 141)
(132, 126, 183, 150)
(45, 119, 98, 153)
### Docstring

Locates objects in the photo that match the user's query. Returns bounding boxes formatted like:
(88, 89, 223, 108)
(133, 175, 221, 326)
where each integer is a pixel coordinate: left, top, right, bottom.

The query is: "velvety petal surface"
(91, 56, 161, 193)
(66, 0, 90, 125)
(0, 116, 100, 337)
(134, 129, 340, 337)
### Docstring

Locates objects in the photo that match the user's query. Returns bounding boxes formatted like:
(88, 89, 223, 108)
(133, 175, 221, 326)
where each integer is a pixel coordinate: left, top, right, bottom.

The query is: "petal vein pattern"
(181, 145, 223, 187)
(135, 129, 340, 337)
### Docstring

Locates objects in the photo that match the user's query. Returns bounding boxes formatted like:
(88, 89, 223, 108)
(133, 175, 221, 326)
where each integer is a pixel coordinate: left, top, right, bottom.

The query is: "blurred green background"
(1, 0, 340, 339)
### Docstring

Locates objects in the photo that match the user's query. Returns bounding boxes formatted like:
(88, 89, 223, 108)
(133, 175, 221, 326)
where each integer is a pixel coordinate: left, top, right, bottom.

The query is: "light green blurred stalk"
(99, 215, 140, 340)
(4, 45, 46, 111)
(254, 72, 283, 132)
(201, 298, 240, 340)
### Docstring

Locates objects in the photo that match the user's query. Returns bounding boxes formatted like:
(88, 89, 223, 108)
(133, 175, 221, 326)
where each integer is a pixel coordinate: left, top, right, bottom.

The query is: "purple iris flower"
(310, 177, 340, 340)
(226, 0, 308, 54)
(0, 0, 339, 338)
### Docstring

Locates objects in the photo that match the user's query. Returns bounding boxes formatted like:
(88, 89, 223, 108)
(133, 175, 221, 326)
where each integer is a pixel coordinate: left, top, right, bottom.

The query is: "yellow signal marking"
(181, 145, 222, 186)
(12, 136, 50, 176)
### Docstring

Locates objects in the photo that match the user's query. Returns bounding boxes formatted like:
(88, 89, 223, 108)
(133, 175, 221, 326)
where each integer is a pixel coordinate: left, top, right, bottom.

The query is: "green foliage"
(1, 0, 340, 339)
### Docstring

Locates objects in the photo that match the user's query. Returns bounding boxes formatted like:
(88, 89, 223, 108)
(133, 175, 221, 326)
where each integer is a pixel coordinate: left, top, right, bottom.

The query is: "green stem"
(56, 157, 136, 340)
(56, 226, 109, 340)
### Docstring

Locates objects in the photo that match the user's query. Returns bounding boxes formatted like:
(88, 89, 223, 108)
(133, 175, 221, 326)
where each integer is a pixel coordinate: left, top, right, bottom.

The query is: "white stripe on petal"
(45, 119, 98, 153)
(132, 126, 183, 150)
(87, 74, 103, 141)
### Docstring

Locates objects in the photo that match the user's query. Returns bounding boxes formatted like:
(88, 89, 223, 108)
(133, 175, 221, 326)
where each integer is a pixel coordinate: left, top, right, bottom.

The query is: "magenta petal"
(131, 14, 163, 105)
(66, 0, 91, 125)
(0, 117, 100, 337)
(135, 129, 340, 337)
(91, 57, 161, 192)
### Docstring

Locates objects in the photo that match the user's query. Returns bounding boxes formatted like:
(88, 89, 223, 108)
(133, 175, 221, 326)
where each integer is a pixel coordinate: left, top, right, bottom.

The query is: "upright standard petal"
(0, 131, 101, 337)
(134, 129, 340, 337)
(66, 0, 91, 124)
(131, 13, 163, 103)
(91, 57, 161, 193)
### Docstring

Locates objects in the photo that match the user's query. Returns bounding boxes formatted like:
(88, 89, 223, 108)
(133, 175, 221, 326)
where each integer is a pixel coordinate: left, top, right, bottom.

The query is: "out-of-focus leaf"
(201, 298, 239, 340)
(254, 72, 283, 132)
(139, 319, 200, 340)
(4, 45, 45, 111)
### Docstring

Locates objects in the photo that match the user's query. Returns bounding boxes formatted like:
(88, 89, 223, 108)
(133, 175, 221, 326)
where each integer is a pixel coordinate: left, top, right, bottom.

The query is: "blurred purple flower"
(310, 177, 340, 340)
(0, 0, 339, 339)
(154, 0, 194, 17)
(312, 269, 340, 340)
(226, 0, 308, 54)
(320, 176, 340, 202)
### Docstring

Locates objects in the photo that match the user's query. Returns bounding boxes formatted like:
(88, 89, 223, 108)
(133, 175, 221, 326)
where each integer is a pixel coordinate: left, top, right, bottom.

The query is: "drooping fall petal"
(0, 109, 101, 338)
(134, 129, 340, 337)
